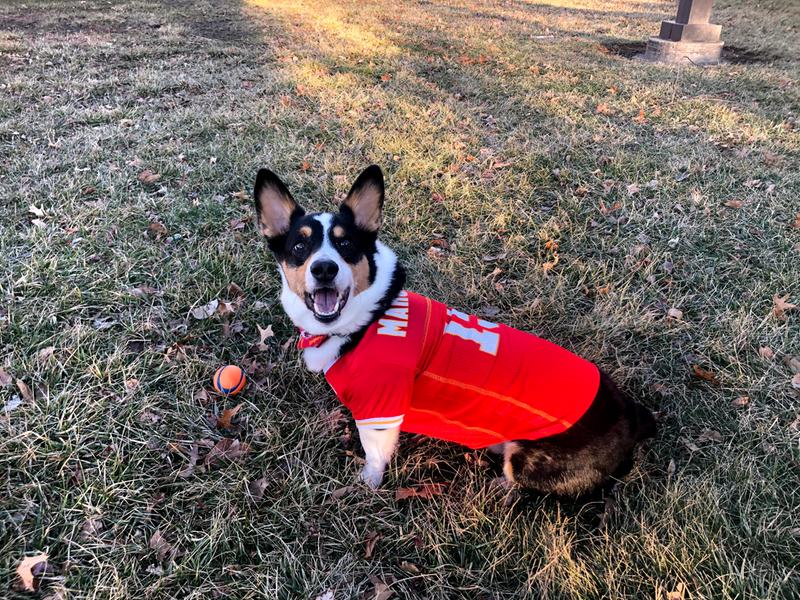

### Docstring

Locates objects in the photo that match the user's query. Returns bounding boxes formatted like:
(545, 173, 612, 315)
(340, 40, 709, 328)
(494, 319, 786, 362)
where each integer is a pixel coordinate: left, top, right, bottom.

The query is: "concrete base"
(644, 36, 723, 65)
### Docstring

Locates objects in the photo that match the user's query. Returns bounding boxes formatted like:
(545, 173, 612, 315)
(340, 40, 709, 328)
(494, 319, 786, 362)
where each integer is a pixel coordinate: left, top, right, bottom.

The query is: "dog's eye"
(292, 241, 307, 254)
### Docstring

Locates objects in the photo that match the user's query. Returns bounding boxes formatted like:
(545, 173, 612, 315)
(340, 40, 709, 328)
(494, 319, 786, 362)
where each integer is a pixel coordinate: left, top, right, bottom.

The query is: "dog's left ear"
(341, 165, 384, 232)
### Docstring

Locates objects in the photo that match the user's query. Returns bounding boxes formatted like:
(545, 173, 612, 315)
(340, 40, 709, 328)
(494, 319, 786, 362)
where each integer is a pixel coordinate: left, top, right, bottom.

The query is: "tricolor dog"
(254, 165, 656, 495)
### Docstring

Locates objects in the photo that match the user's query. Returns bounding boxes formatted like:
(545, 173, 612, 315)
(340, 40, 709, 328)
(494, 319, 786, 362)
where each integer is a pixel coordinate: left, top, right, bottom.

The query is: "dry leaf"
(16, 553, 48, 591)
(315, 592, 335, 600)
(666, 308, 683, 320)
(394, 483, 447, 501)
(138, 170, 161, 185)
(29, 204, 46, 218)
(792, 212, 800, 229)
(81, 517, 104, 540)
(129, 285, 159, 299)
(732, 396, 750, 407)
(255, 324, 274, 352)
(667, 458, 676, 477)
(785, 356, 800, 374)
(758, 346, 775, 360)
(626, 183, 640, 195)
(723, 199, 744, 208)
(16, 379, 33, 402)
(632, 108, 646, 124)
(772, 294, 797, 320)
(191, 299, 219, 320)
(216, 404, 242, 430)
(697, 429, 723, 443)
(203, 438, 250, 466)
(300, 160, 311, 172)
(366, 576, 394, 600)
(0, 368, 12, 386)
(692, 365, 719, 385)
(399, 561, 420, 574)
(595, 102, 612, 114)
(37, 346, 55, 364)
(364, 530, 381, 559)
(93, 316, 118, 330)
(380, 73, 392, 82)
(148, 222, 167, 236)
(666, 582, 686, 600)
(792, 373, 800, 390)
(177, 443, 199, 478)
(331, 485, 356, 500)
(681, 437, 700, 452)
(542, 254, 559, 273)
(248, 477, 269, 501)
(149, 529, 172, 561)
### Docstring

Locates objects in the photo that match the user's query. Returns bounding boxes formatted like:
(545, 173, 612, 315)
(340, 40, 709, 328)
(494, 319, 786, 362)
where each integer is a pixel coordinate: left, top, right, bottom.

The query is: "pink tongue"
(315, 289, 338, 313)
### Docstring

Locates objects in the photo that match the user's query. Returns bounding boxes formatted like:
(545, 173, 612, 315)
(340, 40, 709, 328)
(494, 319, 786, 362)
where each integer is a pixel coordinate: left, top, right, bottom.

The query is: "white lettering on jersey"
(377, 291, 410, 337)
(444, 309, 500, 355)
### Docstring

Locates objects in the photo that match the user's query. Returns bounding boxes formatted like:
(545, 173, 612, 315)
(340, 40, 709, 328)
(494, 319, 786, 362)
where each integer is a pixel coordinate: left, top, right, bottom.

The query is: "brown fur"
(351, 256, 371, 294)
(281, 259, 310, 298)
(332, 225, 345, 238)
(298, 225, 312, 237)
(256, 186, 297, 238)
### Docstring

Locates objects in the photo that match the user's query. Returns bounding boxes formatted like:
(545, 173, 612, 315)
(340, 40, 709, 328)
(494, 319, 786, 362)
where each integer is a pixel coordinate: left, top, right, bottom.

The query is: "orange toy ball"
(213, 365, 246, 395)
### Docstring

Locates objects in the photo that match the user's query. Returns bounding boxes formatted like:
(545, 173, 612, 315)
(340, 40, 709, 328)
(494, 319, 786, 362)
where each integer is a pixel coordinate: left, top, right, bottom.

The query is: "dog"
(253, 165, 656, 495)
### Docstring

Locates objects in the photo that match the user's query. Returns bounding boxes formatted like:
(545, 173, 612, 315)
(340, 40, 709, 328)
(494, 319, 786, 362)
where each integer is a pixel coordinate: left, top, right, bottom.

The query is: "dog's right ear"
(253, 169, 304, 238)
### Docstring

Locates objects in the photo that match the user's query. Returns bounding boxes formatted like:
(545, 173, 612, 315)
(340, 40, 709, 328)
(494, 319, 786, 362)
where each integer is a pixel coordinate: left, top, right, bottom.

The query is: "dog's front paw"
(359, 466, 384, 489)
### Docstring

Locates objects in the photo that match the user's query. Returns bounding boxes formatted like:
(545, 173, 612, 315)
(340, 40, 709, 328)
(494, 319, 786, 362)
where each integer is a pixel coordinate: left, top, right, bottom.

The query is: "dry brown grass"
(1, 0, 799, 598)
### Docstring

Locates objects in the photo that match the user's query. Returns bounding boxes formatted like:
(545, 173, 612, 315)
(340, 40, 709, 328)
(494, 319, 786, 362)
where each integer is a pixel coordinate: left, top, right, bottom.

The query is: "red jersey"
(325, 291, 599, 449)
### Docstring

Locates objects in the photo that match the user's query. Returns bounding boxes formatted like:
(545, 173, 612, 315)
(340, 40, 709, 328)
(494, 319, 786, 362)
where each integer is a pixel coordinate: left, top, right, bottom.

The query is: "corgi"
(254, 165, 656, 495)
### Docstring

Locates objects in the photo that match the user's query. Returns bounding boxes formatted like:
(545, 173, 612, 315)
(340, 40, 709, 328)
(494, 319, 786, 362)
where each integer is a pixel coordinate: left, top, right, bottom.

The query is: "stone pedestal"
(645, 0, 724, 65)
(644, 37, 723, 65)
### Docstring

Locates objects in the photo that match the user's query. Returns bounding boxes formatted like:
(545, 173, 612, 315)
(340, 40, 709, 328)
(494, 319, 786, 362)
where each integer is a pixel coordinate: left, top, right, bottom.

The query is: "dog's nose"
(310, 260, 339, 283)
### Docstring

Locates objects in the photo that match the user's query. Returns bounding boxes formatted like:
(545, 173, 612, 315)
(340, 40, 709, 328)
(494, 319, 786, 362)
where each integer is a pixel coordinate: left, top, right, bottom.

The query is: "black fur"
(506, 370, 656, 496)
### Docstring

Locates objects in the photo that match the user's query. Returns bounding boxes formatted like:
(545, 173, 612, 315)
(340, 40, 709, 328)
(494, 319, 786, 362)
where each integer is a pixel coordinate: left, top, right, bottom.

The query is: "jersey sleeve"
(338, 366, 414, 430)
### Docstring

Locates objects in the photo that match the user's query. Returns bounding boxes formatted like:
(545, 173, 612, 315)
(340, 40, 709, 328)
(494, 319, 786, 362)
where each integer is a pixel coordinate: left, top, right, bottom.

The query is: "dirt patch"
(599, 39, 784, 64)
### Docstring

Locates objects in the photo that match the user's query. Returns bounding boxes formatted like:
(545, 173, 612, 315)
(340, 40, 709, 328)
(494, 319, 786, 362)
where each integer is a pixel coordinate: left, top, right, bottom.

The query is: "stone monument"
(645, 0, 724, 65)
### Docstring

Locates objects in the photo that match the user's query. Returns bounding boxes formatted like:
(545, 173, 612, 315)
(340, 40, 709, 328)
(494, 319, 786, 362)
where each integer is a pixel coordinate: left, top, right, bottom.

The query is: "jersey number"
(444, 309, 500, 355)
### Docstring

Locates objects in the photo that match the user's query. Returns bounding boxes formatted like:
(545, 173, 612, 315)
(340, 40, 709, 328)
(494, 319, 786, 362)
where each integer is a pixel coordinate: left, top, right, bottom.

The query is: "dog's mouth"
(305, 286, 350, 323)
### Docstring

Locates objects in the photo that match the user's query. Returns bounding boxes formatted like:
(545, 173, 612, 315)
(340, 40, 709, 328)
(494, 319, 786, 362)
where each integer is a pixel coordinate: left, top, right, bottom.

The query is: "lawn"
(1, 0, 799, 598)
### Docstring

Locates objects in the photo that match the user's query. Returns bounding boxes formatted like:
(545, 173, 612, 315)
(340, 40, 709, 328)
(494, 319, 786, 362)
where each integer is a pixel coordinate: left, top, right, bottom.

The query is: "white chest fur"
(303, 336, 349, 372)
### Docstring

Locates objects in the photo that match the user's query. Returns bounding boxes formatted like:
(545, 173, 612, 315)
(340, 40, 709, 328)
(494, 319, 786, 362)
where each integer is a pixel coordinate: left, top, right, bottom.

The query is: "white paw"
(359, 466, 384, 489)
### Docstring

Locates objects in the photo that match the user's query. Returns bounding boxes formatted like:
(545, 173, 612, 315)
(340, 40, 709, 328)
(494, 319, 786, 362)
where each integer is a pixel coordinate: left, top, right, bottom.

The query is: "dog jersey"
(324, 291, 600, 449)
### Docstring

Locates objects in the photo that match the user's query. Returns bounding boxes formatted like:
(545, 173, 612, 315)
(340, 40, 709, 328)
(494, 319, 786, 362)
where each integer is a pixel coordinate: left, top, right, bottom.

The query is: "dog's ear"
(254, 169, 304, 238)
(341, 165, 384, 233)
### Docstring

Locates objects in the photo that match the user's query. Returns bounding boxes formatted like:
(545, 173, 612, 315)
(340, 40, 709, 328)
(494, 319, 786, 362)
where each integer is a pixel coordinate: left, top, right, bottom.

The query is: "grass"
(1, 0, 799, 597)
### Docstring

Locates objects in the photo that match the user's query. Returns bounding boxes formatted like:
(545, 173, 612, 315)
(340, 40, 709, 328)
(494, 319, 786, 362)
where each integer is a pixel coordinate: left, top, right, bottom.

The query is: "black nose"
(310, 260, 339, 283)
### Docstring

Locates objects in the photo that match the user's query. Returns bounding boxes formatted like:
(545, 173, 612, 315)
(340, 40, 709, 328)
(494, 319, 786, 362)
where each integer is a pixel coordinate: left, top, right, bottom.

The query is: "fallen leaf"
(191, 299, 219, 320)
(16, 553, 48, 591)
(331, 485, 356, 500)
(399, 561, 420, 574)
(28, 204, 46, 218)
(216, 404, 242, 430)
(626, 183, 640, 195)
(37, 346, 55, 364)
(178, 443, 200, 478)
(394, 483, 447, 501)
(366, 576, 394, 600)
(723, 199, 744, 208)
(772, 294, 797, 320)
(300, 160, 311, 172)
(681, 437, 700, 452)
(129, 285, 159, 299)
(785, 356, 800, 374)
(149, 529, 172, 561)
(667, 458, 676, 478)
(666, 308, 683, 320)
(248, 477, 269, 501)
(380, 73, 392, 82)
(792, 212, 800, 229)
(203, 438, 250, 466)
(542, 254, 560, 273)
(0, 368, 13, 386)
(364, 530, 381, 559)
(632, 108, 646, 124)
(16, 379, 33, 402)
(138, 170, 161, 185)
(231, 190, 249, 201)
(697, 429, 723, 443)
(692, 365, 719, 385)
(93, 316, 118, 330)
(732, 396, 750, 407)
(194, 389, 210, 405)
(255, 324, 274, 352)
(315, 592, 335, 600)
(595, 102, 612, 115)
(3, 396, 22, 412)
(758, 346, 775, 360)
(792, 373, 800, 390)
(148, 221, 167, 237)
(666, 582, 686, 600)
